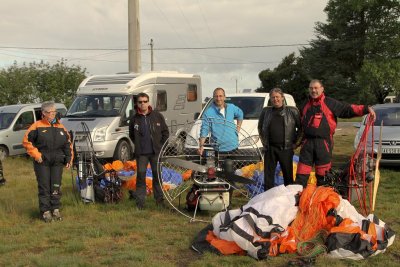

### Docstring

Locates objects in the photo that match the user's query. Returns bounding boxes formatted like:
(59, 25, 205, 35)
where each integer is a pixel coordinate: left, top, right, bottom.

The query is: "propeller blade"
(164, 158, 207, 173)
(216, 171, 256, 185)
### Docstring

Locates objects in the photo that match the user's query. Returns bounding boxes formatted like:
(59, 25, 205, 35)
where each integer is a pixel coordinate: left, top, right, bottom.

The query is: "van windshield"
(0, 113, 16, 130)
(203, 97, 265, 119)
(66, 95, 126, 117)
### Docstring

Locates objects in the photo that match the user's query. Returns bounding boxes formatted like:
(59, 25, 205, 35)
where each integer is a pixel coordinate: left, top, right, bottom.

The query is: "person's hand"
(368, 106, 376, 121)
(65, 163, 71, 169)
(36, 156, 43, 163)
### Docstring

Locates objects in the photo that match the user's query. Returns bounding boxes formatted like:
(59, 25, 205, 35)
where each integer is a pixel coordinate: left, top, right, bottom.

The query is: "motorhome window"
(187, 84, 197, 102)
(156, 91, 167, 111)
(66, 95, 126, 117)
(0, 113, 16, 130)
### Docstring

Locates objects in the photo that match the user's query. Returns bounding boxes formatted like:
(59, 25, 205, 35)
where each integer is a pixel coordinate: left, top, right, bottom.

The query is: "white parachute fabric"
(211, 185, 395, 260)
(212, 184, 302, 259)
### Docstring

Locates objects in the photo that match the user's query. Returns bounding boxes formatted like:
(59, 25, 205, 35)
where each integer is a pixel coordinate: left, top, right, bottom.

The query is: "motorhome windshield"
(66, 95, 126, 117)
(204, 97, 265, 119)
(0, 113, 16, 130)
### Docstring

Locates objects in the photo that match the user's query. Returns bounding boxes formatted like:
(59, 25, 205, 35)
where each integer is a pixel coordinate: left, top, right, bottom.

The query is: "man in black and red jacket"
(295, 80, 375, 187)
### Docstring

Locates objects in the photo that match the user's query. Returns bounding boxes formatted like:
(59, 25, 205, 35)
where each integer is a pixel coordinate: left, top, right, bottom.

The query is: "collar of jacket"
(212, 102, 227, 111)
(137, 105, 153, 115)
(40, 118, 60, 125)
(309, 92, 325, 105)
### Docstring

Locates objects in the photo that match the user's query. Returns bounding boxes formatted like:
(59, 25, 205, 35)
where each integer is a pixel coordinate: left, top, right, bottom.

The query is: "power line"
(0, 43, 309, 51)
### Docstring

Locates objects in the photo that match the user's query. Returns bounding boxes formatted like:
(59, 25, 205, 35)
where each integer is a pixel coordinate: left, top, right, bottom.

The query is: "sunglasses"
(137, 100, 148, 104)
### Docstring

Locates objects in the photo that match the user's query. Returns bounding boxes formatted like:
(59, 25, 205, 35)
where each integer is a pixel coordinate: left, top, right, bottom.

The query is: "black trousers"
(136, 154, 164, 206)
(264, 146, 294, 191)
(33, 162, 63, 213)
(295, 138, 333, 187)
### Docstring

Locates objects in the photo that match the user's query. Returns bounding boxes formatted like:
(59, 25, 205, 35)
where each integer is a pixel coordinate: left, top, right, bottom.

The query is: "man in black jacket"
(258, 88, 302, 191)
(129, 93, 169, 209)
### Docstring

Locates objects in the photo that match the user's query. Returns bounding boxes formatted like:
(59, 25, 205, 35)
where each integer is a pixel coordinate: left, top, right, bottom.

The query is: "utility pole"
(128, 0, 141, 73)
(231, 76, 242, 93)
(149, 39, 154, 71)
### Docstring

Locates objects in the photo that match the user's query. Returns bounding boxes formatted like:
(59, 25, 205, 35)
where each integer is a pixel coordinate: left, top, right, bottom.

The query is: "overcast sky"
(0, 0, 328, 98)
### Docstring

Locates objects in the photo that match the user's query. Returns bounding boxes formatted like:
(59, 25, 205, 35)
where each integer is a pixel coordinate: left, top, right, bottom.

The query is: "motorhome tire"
(114, 140, 131, 162)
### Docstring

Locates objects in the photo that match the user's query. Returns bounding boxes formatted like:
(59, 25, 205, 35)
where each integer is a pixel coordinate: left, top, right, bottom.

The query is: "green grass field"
(0, 128, 399, 266)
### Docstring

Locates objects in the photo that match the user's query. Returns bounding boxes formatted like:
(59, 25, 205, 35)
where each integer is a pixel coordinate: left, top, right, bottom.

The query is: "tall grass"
(0, 127, 398, 266)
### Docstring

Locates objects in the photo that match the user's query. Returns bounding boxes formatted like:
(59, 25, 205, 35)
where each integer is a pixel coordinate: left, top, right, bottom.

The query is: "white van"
(185, 92, 296, 151)
(0, 103, 67, 156)
(62, 71, 202, 161)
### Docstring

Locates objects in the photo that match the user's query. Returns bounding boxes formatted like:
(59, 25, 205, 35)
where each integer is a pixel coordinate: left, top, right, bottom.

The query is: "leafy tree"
(0, 59, 86, 107)
(299, 0, 400, 102)
(257, 53, 310, 103)
(357, 59, 400, 103)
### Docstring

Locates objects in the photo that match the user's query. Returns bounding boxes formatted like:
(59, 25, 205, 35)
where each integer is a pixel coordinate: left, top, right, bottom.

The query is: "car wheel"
(113, 140, 131, 162)
(0, 146, 9, 159)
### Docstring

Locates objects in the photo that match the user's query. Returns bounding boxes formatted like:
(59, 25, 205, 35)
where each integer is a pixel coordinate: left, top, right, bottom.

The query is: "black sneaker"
(156, 199, 168, 209)
(136, 203, 145, 210)
(0, 178, 5, 186)
(42, 211, 52, 223)
(128, 190, 137, 200)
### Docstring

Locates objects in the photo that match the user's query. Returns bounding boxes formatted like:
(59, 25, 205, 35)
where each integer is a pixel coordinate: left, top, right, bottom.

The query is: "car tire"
(113, 140, 132, 162)
(0, 146, 9, 159)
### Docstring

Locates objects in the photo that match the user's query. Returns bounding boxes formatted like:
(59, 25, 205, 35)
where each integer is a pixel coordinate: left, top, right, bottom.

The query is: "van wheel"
(114, 140, 131, 162)
(0, 146, 9, 158)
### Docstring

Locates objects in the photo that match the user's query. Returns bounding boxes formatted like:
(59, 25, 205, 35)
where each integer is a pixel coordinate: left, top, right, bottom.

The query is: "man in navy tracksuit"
(295, 80, 375, 187)
(129, 92, 169, 209)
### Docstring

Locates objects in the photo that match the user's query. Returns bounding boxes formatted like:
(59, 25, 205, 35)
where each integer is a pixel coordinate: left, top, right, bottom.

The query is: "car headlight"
(239, 135, 260, 147)
(93, 126, 108, 142)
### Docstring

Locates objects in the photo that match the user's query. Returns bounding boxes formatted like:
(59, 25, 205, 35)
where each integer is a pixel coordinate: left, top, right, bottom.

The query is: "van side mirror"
(194, 112, 200, 120)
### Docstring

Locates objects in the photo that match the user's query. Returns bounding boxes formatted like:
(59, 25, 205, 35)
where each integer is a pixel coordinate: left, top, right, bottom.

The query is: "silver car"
(354, 103, 400, 166)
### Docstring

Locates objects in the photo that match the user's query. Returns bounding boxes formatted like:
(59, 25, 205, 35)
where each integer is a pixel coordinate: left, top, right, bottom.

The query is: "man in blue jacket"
(198, 87, 243, 155)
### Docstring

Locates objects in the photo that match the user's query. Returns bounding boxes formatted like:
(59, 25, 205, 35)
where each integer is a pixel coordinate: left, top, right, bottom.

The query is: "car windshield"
(374, 106, 400, 126)
(66, 95, 126, 117)
(0, 113, 16, 130)
(204, 97, 265, 119)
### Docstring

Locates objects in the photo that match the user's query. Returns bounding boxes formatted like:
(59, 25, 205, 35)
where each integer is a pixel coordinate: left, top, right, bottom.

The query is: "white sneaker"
(42, 211, 52, 223)
(52, 209, 62, 221)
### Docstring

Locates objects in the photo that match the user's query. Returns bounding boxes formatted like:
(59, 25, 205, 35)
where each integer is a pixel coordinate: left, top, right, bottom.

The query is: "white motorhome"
(0, 103, 67, 156)
(62, 72, 202, 161)
(186, 92, 296, 151)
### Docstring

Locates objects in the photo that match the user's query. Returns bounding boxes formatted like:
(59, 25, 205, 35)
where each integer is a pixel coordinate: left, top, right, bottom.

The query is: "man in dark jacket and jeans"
(258, 88, 302, 191)
(129, 93, 169, 209)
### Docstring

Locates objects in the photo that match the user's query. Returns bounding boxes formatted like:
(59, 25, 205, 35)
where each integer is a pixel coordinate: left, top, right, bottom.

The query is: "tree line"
(1, 0, 399, 107)
(0, 59, 86, 107)
(257, 0, 400, 105)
